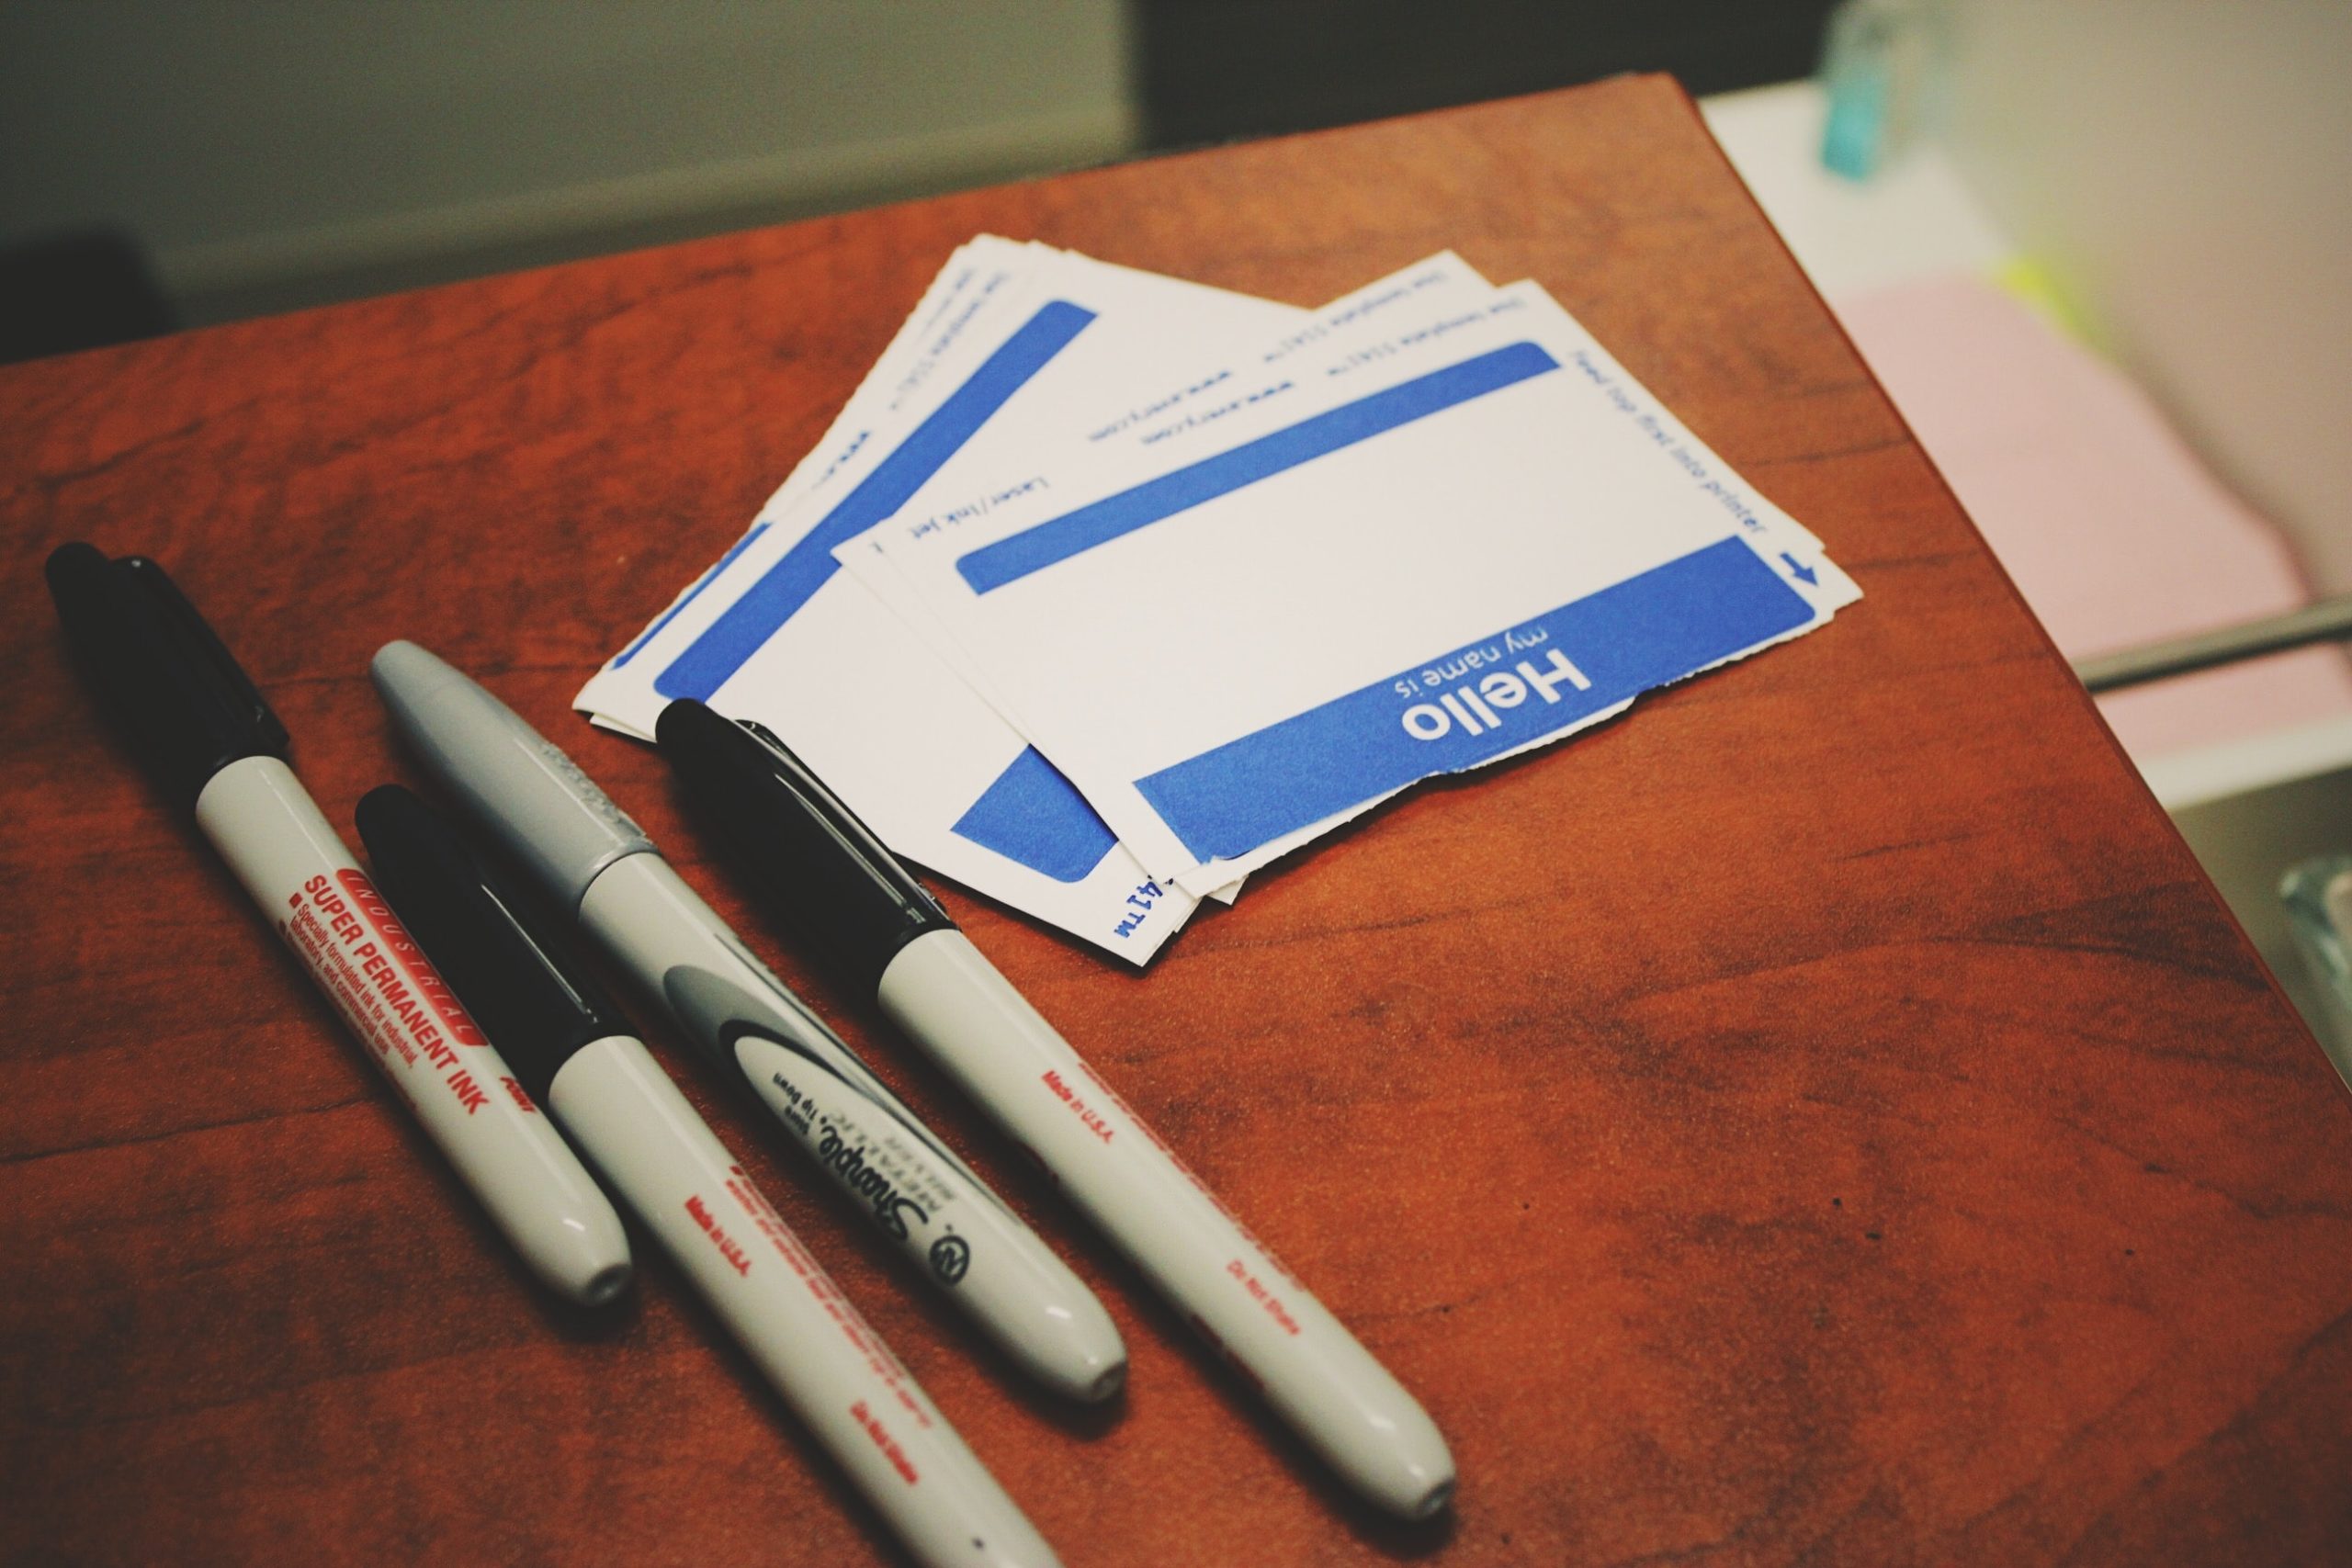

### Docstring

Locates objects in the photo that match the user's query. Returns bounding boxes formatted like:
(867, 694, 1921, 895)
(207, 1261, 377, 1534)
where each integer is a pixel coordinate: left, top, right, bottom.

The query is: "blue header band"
(949, 746, 1119, 884)
(613, 523, 769, 668)
(655, 299, 1097, 700)
(956, 340, 1560, 594)
(1134, 537, 1815, 863)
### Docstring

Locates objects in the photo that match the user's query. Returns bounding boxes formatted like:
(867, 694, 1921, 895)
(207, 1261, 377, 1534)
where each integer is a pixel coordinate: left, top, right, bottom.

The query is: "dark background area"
(2, 0, 1838, 365)
(1136, 0, 1838, 149)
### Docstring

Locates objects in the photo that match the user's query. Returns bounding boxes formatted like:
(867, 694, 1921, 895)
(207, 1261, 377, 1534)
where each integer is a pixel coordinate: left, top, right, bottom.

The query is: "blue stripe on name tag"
(613, 524, 770, 668)
(949, 746, 1119, 883)
(956, 339, 1560, 594)
(654, 299, 1097, 700)
(1134, 537, 1815, 864)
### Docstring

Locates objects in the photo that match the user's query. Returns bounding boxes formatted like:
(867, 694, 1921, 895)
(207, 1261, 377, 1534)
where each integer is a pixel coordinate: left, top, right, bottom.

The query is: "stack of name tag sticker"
(579, 236, 1860, 963)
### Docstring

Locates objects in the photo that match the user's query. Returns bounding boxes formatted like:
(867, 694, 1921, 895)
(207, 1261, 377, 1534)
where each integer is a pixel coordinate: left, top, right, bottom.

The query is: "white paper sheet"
(853, 280, 1859, 886)
(579, 243, 1306, 959)
(587, 240, 1858, 960)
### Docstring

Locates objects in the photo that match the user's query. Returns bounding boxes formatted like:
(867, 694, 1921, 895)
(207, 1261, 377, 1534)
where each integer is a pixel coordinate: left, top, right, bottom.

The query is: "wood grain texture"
(5, 77, 2350, 1566)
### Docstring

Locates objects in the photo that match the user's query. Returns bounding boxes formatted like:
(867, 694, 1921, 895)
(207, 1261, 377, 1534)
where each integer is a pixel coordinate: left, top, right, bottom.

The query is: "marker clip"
(657, 699, 956, 994)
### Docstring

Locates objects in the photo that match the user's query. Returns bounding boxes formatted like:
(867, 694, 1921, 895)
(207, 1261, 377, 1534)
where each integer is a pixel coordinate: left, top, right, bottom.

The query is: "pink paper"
(1837, 275, 2352, 758)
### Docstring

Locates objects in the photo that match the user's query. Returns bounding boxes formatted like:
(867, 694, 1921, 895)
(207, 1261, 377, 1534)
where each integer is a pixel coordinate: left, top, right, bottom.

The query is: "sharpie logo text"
(816, 1124, 932, 1240)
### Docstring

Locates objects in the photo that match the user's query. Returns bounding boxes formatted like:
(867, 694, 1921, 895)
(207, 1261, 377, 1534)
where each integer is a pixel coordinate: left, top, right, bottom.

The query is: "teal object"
(1820, 34, 1892, 178)
(1819, 0, 1939, 181)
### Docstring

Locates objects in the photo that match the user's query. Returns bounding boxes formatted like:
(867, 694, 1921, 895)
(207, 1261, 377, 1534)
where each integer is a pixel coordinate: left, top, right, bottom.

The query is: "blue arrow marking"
(1781, 552, 1819, 587)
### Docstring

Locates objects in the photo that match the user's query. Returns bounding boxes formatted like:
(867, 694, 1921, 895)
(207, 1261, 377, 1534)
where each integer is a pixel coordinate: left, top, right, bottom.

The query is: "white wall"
(1941, 0, 2352, 592)
(0, 0, 1135, 321)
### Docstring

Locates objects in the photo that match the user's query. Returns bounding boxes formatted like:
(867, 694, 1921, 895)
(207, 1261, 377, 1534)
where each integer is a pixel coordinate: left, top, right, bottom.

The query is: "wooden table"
(6, 76, 2350, 1566)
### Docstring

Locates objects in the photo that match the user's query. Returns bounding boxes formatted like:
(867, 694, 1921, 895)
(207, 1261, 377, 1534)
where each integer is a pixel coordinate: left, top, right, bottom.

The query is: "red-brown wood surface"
(6, 77, 2350, 1566)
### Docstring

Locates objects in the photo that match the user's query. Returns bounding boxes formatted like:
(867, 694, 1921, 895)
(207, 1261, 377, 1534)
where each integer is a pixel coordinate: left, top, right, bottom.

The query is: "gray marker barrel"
(371, 641, 1126, 1403)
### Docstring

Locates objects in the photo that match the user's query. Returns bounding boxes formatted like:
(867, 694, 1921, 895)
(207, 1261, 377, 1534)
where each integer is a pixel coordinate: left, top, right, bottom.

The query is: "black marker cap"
(654, 698, 956, 998)
(356, 784, 633, 1103)
(45, 543, 290, 809)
